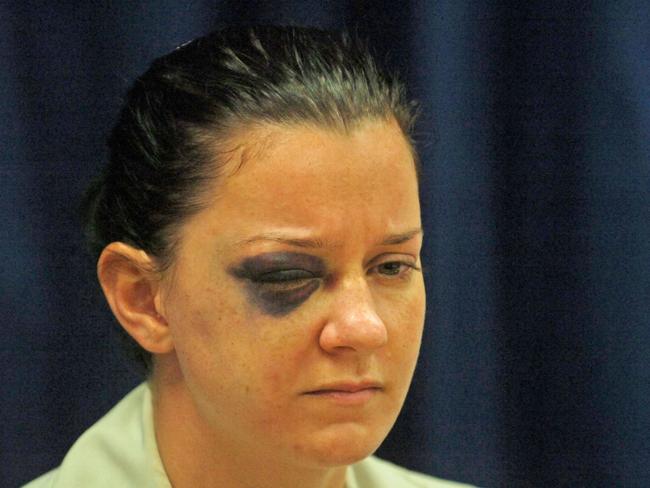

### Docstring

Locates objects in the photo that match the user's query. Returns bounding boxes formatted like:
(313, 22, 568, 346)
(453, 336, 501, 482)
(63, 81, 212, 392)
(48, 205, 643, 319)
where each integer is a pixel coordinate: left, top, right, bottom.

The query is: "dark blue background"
(2, 1, 649, 487)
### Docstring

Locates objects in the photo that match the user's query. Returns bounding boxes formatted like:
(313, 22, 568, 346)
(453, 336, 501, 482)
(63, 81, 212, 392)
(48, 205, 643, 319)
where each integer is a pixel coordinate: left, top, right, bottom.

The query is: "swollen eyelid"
(230, 252, 326, 279)
(228, 252, 325, 316)
(255, 269, 316, 283)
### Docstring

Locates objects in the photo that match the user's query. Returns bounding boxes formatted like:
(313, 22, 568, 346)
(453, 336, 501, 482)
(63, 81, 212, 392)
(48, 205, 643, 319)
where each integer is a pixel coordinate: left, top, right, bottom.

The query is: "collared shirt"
(24, 383, 473, 488)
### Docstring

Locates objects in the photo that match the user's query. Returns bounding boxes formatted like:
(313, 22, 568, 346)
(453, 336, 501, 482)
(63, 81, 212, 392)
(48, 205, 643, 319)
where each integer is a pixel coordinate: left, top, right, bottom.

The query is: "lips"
(303, 380, 383, 405)
(307, 381, 382, 393)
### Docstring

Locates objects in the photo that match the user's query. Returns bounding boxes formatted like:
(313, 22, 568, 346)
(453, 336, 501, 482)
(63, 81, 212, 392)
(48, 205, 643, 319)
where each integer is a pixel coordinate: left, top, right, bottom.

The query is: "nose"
(318, 277, 388, 354)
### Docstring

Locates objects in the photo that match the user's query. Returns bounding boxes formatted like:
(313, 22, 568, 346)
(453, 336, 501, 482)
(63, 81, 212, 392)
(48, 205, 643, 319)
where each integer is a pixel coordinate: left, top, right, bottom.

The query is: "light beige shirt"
(24, 383, 474, 488)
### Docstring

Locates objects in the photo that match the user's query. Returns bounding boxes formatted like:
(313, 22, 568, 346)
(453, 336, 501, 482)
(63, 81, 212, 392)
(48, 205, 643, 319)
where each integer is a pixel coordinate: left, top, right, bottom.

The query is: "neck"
(151, 356, 348, 488)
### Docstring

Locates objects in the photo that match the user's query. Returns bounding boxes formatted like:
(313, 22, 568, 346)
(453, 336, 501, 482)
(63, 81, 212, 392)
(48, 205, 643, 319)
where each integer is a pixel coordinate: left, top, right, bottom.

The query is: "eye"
(256, 269, 315, 283)
(371, 260, 420, 280)
(377, 262, 405, 276)
(253, 269, 318, 291)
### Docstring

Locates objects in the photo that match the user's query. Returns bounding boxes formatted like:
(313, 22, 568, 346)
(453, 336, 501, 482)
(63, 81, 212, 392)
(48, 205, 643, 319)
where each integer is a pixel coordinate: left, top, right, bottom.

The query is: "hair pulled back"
(82, 25, 417, 373)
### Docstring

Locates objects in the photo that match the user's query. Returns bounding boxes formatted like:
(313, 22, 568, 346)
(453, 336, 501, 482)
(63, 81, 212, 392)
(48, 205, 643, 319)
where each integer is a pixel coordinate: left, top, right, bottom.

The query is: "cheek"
(381, 279, 426, 328)
(232, 324, 315, 435)
(187, 311, 310, 399)
(165, 280, 241, 380)
(379, 281, 426, 360)
(254, 322, 312, 387)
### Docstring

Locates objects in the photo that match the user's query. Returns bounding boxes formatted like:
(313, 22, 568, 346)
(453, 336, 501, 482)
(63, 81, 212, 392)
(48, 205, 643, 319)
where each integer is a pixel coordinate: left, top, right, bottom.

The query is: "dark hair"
(82, 25, 417, 374)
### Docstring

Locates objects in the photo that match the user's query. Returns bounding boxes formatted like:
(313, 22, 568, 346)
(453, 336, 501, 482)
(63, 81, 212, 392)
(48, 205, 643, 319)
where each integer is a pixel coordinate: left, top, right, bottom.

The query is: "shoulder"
(22, 383, 169, 488)
(22, 469, 57, 488)
(348, 456, 476, 488)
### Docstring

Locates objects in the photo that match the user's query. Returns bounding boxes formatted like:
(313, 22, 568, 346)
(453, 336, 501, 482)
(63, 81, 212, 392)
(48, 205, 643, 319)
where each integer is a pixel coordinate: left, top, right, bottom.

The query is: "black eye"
(255, 269, 315, 283)
(228, 253, 325, 316)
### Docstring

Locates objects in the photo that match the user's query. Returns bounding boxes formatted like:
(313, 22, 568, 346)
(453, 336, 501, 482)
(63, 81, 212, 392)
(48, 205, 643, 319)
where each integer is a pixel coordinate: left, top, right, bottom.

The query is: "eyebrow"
(235, 227, 423, 248)
(380, 227, 423, 245)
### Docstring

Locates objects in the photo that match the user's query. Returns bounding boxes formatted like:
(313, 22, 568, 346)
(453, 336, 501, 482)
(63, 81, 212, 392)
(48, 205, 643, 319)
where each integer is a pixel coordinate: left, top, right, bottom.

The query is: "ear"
(97, 242, 174, 355)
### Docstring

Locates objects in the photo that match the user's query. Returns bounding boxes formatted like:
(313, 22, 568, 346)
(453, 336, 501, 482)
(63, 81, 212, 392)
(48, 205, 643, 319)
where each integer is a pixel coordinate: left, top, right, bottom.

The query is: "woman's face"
(159, 118, 425, 467)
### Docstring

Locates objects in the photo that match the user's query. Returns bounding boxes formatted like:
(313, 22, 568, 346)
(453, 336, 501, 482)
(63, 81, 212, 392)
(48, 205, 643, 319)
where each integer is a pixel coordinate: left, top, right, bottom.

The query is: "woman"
(25, 26, 473, 488)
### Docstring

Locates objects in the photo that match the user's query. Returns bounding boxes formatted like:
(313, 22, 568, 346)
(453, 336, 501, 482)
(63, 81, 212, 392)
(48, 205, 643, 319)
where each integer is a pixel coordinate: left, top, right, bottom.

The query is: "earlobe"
(97, 242, 174, 355)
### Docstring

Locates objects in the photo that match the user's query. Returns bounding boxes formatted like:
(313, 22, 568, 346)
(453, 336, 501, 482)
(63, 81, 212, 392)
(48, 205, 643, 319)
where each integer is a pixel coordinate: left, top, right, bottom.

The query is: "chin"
(295, 421, 391, 468)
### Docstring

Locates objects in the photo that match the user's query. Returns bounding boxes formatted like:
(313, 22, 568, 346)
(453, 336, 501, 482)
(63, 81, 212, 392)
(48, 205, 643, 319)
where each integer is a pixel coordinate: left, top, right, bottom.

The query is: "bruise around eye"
(247, 278, 321, 316)
(255, 274, 318, 293)
(227, 252, 326, 316)
(254, 269, 316, 283)
(229, 251, 326, 281)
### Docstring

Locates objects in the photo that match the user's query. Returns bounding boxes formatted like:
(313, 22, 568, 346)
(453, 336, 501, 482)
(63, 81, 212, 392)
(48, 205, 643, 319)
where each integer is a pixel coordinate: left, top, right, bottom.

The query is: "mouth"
(303, 381, 383, 405)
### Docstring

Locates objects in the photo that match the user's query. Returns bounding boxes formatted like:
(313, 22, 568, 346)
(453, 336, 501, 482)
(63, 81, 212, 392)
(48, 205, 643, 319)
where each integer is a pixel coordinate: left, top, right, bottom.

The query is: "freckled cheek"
(172, 288, 227, 339)
(169, 274, 314, 393)
(256, 328, 312, 390)
(243, 332, 313, 433)
(375, 289, 425, 405)
(378, 286, 426, 352)
(168, 288, 245, 376)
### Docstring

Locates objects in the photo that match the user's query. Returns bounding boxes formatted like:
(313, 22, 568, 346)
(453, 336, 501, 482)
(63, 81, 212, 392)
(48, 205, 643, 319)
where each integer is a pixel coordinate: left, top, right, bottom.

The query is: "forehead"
(224, 119, 415, 194)
(188, 119, 420, 248)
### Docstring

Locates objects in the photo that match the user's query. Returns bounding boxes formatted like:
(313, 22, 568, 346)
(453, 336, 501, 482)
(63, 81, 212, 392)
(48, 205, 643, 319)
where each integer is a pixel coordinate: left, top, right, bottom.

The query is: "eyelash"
(372, 261, 420, 280)
(253, 270, 317, 291)
(257, 269, 315, 282)
(253, 260, 419, 289)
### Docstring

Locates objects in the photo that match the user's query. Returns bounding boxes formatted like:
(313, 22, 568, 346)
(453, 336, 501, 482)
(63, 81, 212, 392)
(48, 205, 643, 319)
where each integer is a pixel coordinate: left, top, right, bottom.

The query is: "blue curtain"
(2, 1, 648, 486)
